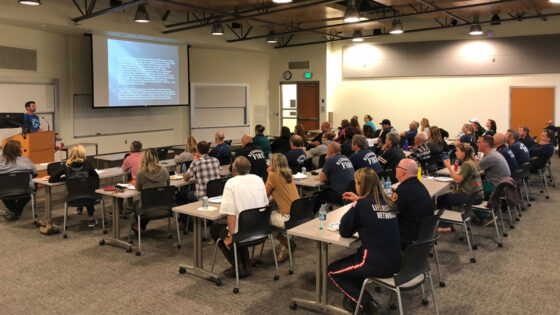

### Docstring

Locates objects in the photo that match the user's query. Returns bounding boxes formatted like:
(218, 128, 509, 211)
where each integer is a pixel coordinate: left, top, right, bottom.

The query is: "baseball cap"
(380, 119, 391, 125)
(469, 117, 478, 123)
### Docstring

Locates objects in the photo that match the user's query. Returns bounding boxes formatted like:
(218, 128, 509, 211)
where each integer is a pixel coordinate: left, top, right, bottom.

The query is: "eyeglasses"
(396, 165, 408, 171)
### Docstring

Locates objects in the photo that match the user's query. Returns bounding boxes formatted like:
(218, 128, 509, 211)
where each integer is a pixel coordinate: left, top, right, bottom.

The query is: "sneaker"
(2, 211, 18, 222)
(88, 218, 98, 228)
(74, 207, 83, 215)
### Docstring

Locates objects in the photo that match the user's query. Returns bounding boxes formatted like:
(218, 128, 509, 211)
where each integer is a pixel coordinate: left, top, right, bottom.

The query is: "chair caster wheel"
(233, 288, 239, 294)
(374, 286, 381, 292)
(459, 236, 464, 242)
(546, 196, 550, 199)
(429, 253, 433, 258)
(103, 230, 107, 234)
(215, 279, 222, 286)
(63, 234, 67, 239)
(390, 304, 397, 310)
(126, 247, 133, 253)
(503, 233, 508, 237)
(498, 243, 503, 247)
(289, 302, 298, 310)
(135, 251, 141, 256)
(129, 241, 134, 245)
(472, 244, 478, 250)
(510, 226, 515, 229)
(422, 299, 429, 306)
(274, 275, 280, 281)
(179, 267, 186, 274)
(529, 198, 535, 201)
(168, 234, 173, 239)
(527, 203, 532, 206)
(99, 239, 105, 245)
(288, 269, 294, 275)
(439, 281, 446, 287)
(515, 218, 520, 221)
(470, 258, 476, 263)
(176, 244, 182, 249)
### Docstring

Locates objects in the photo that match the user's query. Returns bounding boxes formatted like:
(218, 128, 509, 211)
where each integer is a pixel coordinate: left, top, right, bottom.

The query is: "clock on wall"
(283, 70, 292, 80)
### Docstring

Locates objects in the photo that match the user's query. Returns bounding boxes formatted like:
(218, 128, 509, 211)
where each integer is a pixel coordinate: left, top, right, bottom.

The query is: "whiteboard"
(73, 94, 174, 137)
(190, 83, 250, 142)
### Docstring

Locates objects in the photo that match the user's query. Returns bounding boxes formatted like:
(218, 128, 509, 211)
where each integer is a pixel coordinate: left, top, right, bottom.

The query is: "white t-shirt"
(220, 174, 269, 233)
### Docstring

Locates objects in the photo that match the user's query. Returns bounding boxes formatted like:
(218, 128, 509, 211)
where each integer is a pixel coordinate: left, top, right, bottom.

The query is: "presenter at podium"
(23, 101, 42, 133)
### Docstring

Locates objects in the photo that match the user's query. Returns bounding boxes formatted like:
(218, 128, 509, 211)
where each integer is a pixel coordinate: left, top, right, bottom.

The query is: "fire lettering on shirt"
(248, 150, 265, 160)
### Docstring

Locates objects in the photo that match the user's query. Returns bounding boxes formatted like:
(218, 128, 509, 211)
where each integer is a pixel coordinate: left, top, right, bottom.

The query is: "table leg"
(100, 196, 133, 252)
(45, 185, 52, 221)
(179, 216, 220, 284)
(289, 241, 348, 314)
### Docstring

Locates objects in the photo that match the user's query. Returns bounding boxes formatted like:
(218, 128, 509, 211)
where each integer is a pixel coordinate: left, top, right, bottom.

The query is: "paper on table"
(197, 206, 218, 211)
(40, 163, 49, 166)
(95, 169, 106, 174)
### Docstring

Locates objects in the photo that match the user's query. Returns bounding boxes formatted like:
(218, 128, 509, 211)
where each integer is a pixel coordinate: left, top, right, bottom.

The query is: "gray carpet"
(1, 157, 560, 314)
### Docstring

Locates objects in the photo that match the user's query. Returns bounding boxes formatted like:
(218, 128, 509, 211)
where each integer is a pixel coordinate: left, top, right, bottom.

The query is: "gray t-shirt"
(478, 150, 510, 186)
(0, 156, 38, 189)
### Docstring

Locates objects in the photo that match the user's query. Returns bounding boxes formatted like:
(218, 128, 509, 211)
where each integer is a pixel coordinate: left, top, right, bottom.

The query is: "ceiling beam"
(415, 0, 469, 24)
(163, 0, 341, 34)
(72, 0, 149, 23)
(522, 0, 547, 21)
(276, 12, 560, 48)
(227, 0, 518, 43)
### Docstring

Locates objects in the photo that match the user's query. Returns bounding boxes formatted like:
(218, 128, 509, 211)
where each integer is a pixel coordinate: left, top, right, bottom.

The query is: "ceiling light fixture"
(352, 30, 364, 42)
(343, 0, 361, 23)
(549, 0, 560, 3)
(211, 23, 224, 36)
(490, 14, 501, 25)
(266, 31, 278, 44)
(389, 19, 404, 34)
(469, 24, 483, 35)
(134, 5, 150, 23)
(272, 0, 293, 3)
(18, 0, 41, 5)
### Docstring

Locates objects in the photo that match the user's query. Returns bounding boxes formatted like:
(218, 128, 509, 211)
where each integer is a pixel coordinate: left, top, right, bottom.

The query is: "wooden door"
(510, 87, 554, 141)
(297, 82, 320, 131)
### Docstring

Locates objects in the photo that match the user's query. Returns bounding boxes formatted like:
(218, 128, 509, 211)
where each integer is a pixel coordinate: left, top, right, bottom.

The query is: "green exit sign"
(304, 72, 313, 79)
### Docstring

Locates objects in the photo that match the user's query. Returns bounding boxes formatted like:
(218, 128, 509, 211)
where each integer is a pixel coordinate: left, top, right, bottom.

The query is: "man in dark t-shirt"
(494, 133, 519, 174)
(506, 129, 530, 166)
(318, 142, 355, 205)
(284, 135, 307, 174)
(231, 134, 268, 181)
(518, 126, 537, 150)
(349, 135, 382, 174)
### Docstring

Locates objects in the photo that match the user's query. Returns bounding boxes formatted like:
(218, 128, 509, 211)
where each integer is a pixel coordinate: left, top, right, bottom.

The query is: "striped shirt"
(186, 155, 221, 199)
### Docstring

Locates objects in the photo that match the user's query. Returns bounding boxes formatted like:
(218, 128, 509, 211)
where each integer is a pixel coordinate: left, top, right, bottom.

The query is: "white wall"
(327, 41, 560, 136)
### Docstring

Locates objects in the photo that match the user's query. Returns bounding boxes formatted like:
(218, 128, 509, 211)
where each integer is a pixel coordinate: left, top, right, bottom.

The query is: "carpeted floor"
(1, 157, 559, 315)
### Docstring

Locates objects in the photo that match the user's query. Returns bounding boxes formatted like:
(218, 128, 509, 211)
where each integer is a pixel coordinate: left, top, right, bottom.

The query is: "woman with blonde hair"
(265, 153, 300, 262)
(328, 168, 402, 312)
(133, 148, 170, 233)
(174, 136, 197, 172)
(294, 124, 307, 145)
(50, 145, 100, 227)
(420, 118, 430, 133)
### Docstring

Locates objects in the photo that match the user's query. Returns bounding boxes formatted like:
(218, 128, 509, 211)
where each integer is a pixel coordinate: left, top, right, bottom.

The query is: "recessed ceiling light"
(389, 19, 404, 34)
(18, 0, 41, 5)
(134, 5, 150, 23)
(211, 23, 224, 36)
(266, 31, 278, 44)
(272, 0, 293, 3)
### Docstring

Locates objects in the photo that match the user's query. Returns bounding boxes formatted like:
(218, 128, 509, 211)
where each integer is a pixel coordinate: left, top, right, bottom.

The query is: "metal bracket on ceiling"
(277, 34, 295, 48)
(162, 10, 170, 22)
(254, 0, 272, 14)
(192, 11, 214, 26)
(227, 24, 253, 40)
(72, 0, 97, 16)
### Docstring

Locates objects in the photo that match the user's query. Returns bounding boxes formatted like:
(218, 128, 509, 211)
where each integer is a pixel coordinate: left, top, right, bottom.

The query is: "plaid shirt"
(409, 143, 431, 164)
(186, 155, 221, 199)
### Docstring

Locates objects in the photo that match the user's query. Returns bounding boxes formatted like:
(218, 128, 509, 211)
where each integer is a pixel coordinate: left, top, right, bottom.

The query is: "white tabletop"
(404, 150, 412, 157)
(288, 203, 359, 248)
(32, 167, 126, 186)
(172, 200, 225, 221)
(35, 163, 49, 172)
(95, 153, 126, 161)
(391, 177, 453, 197)
(294, 174, 324, 188)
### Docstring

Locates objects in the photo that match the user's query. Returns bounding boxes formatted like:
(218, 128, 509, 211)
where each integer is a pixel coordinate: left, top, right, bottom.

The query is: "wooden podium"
(2, 131, 55, 164)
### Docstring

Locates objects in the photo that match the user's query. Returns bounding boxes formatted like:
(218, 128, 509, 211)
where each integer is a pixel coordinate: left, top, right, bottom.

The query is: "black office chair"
(206, 178, 226, 198)
(284, 196, 318, 274)
(210, 206, 279, 294)
(63, 177, 106, 238)
(128, 186, 176, 256)
(0, 171, 36, 223)
(156, 148, 168, 161)
(318, 154, 327, 168)
(438, 201, 477, 263)
(355, 240, 439, 315)
(47, 162, 63, 176)
(178, 160, 193, 174)
(530, 157, 550, 199)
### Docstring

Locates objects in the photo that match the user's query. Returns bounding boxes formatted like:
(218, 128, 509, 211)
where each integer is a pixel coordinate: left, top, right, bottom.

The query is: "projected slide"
(107, 39, 179, 106)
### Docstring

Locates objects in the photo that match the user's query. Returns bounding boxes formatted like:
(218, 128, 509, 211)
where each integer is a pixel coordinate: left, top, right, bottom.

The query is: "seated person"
(518, 125, 537, 150)
(379, 132, 405, 182)
(231, 134, 268, 181)
(378, 119, 396, 145)
(341, 127, 355, 157)
(394, 159, 434, 250)
(470, 118, 486, 140)
(420, 118, 430, 133)
(122, 140, 143, 178)
(175, 136, 197, 172)
(399, 120, 419, 146)
(477, 135, 511, 194)
(505, 129, 530, 166)
(210, 157, 269, 278)
(350, 117, 362, 135)
(0, 140, 38, 221)
(318, 142, 355, 205)
(176, 141, 221, 206)
(50, 145, 100, 228)
(294, 125, 308, 147)
(329, 168, 401, 313)
(456, 123, 474, 146)
(362, 124, 376, 147)
(284, 135, 307, 174)
(427, 126, 448, 169)
(437, 143, 483, 232)
(484, 119, 497, 136)
(266, 154, 300, 262)
(529, 130, 556, 173)
(409, 132, 434, 172)
(208, 131, 232, 165)
(363, 114, 376, 132)
(308, 132, 335, 169)
(309, 121, 332, 148)
(133, 149, 170, 232)
(349, 134, 382, 174)
(335, 119, 350, 143)
(253, 124, 271, 157)
(494, 133, 518, 174)
(270, 127, 291, 154)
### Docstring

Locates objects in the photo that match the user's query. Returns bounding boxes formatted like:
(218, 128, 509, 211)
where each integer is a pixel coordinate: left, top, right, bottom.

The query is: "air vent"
(0, 46, 37, 71)
(289, 61, 310, 69)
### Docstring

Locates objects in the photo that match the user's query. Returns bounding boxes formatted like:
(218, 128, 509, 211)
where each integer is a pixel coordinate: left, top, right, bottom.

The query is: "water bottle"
(202, 196, 208, 208)
(318, 204, 327, 231)
(381, 177, 386, 190)
(181, 163, 187, 174)
(385, 177, 392, 190)
(301, 167, 306, 175)
(404, 140, 409, 151)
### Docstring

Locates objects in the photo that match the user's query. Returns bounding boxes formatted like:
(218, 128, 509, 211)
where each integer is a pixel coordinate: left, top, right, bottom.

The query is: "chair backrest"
(225, 140, 233, 146)
(0, 172, 32, 199)
(318, 154, 327, 168)
(139, 186, 176, 216)
(519, 161, 531, 178)
(284, 196, 317, 230)
(65, 177, 100, 203)
(156, 148, 168, 161)
(415, 214, 440, 243)
(47, 162, 63, 176)
(233, 206, 272, 246)
(179, 160, 192, 173)
(206, 178, 225, 198)
(394, 239, 435, 287)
